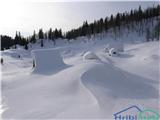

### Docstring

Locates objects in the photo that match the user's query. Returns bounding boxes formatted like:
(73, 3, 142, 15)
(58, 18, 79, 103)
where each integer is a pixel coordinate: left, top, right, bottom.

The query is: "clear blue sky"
(0, 1, 158, 37)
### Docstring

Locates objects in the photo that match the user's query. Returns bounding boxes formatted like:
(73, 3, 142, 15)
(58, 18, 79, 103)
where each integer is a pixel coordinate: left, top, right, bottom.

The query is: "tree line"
(1, 28, 63, 50)
(65, 5, 160, 40)
(1, 5, 160, 50)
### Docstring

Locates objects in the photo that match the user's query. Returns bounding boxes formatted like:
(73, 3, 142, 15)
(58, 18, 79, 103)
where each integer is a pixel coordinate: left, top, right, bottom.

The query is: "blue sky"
(0, 1, 158, 37)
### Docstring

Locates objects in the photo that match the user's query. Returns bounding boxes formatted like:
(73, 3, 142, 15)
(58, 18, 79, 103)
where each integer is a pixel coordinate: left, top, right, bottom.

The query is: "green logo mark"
(138, 109, 160, 120)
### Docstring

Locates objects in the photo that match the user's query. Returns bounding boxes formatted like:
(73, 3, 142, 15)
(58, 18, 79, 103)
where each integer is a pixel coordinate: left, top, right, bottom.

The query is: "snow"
(104, 41, 124, 53)
(111, 40, 124, 52)
(1, 32, 159, 119)
(109, 48, 119, 56)
(31, 49, 66, 74)
(83, 51, 99, 60)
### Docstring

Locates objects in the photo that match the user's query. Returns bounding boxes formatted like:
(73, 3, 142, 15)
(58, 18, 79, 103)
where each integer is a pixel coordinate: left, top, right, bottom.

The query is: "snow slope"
(1, 34, 159, 119)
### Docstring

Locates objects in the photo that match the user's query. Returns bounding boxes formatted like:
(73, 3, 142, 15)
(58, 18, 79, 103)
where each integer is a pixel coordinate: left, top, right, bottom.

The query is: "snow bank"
(83, 51, 99, 60)
(31, 49, 66, 73)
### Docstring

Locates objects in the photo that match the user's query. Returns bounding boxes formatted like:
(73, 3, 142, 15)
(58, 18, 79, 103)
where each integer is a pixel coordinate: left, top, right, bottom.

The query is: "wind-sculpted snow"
(2, 61, 105, 119)
(1, 39, 159, 119)
(81, 61, 158, 99)
(2, 59, 159, 119)
(31, 49, 67, 74)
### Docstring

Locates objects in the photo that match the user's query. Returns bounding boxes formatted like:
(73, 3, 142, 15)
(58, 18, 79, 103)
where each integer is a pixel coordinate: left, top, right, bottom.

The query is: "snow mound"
(109, 48, 119, 56)
(81, 62, 158, 100)
(104, 41, 124, 53)
(31, 49, 66, 73)
(103, 44, 110, 53)
(83, 51, 99, 60)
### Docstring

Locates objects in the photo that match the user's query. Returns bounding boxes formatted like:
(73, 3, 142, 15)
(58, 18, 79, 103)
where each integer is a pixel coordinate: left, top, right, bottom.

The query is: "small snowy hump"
(31, 49, 66, 73)
(83, 51, 99, 60)
(109, 48, 119, 56)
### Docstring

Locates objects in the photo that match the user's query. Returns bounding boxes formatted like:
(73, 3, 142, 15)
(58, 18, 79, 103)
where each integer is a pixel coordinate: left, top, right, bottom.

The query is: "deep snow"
(1, 34, 159, 119)
(31, 49, 66, 74)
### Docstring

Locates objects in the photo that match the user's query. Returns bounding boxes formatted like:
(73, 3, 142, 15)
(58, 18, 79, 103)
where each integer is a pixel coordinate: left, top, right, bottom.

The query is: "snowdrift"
(83, 51, 99, 60)
(2, 59, 159, 119)
(31, 49, 66, 73)
(81, 62, 158, 100)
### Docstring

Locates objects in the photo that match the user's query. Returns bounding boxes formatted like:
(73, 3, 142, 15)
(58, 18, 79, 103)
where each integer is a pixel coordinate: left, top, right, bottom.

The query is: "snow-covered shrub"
(103, 44, 110, 53)
(83, 51, 99, 60)
(109, 48, 119, 56)
(106, 41, 124, 52)
(103, 41, 124, 54)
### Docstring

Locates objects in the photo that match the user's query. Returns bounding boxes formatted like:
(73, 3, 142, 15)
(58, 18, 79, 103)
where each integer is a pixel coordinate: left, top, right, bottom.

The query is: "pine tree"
(99, 18, 104, 33)
(38, 29, 44, 39)
(30, 30, 36, 43)
(54, 28, 59, 39)
(48, 28, 52, 40)
(154, 21, 160, 41)
(14, 44, 17, 49)
(24, 43, 28, 50)
(58, 29, 63, 38)
(14, 31, 19, 45)
(146, 28, 150, 42)
(104, 17, 108, 32)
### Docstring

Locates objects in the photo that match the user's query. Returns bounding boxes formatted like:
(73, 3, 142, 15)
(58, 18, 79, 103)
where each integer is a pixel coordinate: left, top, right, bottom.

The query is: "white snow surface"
(83, 51, 99, 60)
(31, 49, 66, 74)
(109, 48, 118, 56)
(1, 33, 160, 119)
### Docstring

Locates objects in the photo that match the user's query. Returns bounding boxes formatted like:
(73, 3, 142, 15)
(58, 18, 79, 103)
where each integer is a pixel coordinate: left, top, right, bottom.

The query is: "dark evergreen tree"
(58, 29, 63, 38)
(48, 28, 52, 40)
(24, 43, 28, 50)
(104, 17, 108, 32)
(154, 21, 160, 41)
(30, 31, 36, 43)
(146, 27, 150, 42)
(54, 28, 59, 39)
(38, 29, 44, 39)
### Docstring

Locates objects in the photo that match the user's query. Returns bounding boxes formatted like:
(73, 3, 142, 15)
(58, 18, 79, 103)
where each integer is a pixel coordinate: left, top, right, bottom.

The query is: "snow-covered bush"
(104, 41, 124, 53)
(103, 44, 110, 53)
(83, 51, 99, 60)
(109, 48, 119, 56)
